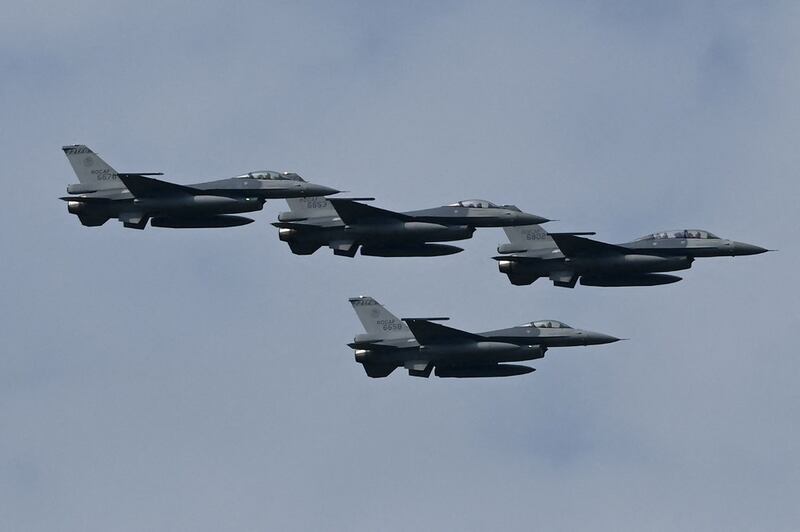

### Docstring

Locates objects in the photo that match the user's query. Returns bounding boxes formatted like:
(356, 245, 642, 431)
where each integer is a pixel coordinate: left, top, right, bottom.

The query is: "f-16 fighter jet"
(348, 296, 620, 378)
(60, 145, 339, 229)
(495, 225, 770, 288)
(273, 196, 548, 257)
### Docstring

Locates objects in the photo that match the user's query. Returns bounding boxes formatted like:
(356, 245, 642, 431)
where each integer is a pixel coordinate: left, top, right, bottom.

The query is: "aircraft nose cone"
(731, 242, 769, 256)
(306, 184, 340, 197)
(516, 212, 550, 225)
(586, 332, 621, 345)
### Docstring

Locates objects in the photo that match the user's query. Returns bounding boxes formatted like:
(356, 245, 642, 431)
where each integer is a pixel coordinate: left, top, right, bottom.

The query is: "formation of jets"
(60, 145, 771, 379)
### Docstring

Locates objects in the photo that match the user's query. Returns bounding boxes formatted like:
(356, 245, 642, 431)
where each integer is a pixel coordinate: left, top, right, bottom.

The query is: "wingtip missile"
(117, 172, 164, 177)
(328, 197, 376, 202)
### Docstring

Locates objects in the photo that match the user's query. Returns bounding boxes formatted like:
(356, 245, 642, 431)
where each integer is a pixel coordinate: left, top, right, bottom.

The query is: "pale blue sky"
(1, 2, 798, 530)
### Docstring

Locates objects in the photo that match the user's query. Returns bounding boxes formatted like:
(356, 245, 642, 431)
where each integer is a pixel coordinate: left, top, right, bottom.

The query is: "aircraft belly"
(420, 342, 544, 365)
(352, 223, 473, 244)
(413, 215, 507, 228)
(134, 196, 264, 216)
(411, 215, 470, 225)
(684, 247, 729, 258)
(500, 254, 691, 287)
(192, 186, 277, 199)
(570, 255, 692, 274)
(626, 244, 721, 258)
(488, 335, 573, 348)
(536, 337, 582, 347)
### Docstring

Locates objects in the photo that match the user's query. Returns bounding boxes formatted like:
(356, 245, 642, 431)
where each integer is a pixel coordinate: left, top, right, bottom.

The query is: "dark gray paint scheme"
(495, 225, 770, 288)
(274, 197, 548, 257)
(60, 145, 339, 229)
(348, 296, 620, 378)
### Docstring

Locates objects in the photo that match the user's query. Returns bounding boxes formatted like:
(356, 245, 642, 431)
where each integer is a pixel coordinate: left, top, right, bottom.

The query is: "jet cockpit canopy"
(238, 170, 305, 181)
(524, 320, 573, 329)
(449, 199, 500, 208)
(636, 229, 719, 241)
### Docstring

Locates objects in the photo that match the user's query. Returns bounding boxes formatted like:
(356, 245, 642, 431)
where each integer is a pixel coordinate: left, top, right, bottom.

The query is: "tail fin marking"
(62, 144, 122, 191)
(284, 197, 338, 219)
(349, 296, 411, 340)
(500, 225, 559, 257)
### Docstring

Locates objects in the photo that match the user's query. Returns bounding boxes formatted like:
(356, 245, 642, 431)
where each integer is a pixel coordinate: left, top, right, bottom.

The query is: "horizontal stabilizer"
(328, 198, 411, 224)
(60, 196, 112, 203)
(117, 174, 198, 198)
(496, 247, 528, 254)
(66, 183, 118, 194)
(550, 234, 628, 257)
(271, 221, 322, 231)
(491, 254, 544, 262)
(347, 341, 398, 352)
(402, 318, 484, 345)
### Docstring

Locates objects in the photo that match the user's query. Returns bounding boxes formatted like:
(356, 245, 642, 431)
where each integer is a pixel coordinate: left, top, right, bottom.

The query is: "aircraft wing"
(547, 232, 597, 237)
(328, 198, 411, 224)
(402, 318, 484, 345)
(550, 234, 628, 257)
(117, 174, 199, 198)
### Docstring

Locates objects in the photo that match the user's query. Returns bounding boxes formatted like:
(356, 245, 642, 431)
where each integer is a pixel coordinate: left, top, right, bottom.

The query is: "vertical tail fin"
(498, 225, 559, 256)
(284, 197, 337, 219)
(348, 296, 411, 340)
(62, 144, 123, 192)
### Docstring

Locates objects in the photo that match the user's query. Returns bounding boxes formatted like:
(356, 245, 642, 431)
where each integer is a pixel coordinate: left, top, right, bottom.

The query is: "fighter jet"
(348, 296, 620, 378)
(273, 197, 548, 257)
(495, 225, 770, 288)
(60, 145, 339, 229)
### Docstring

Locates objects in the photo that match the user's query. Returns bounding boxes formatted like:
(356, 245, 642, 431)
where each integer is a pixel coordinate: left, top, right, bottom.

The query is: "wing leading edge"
(549, 234, 628, 257)
(117, 174, 199, 198)
(328, 199, 411, 225)
(402, 318, 484, 344)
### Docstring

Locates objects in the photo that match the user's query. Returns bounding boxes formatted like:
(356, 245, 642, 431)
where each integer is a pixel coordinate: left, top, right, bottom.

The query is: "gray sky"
(2, 2, 798, 530)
